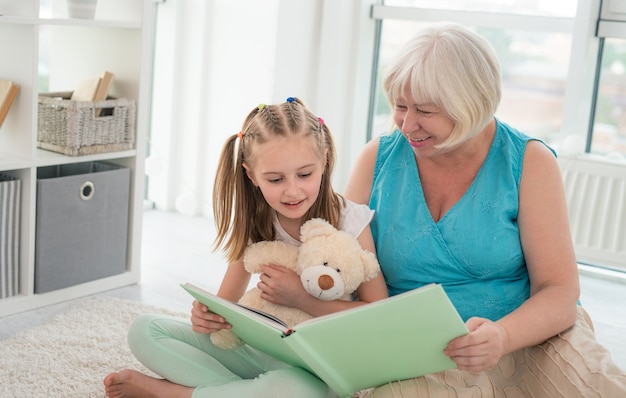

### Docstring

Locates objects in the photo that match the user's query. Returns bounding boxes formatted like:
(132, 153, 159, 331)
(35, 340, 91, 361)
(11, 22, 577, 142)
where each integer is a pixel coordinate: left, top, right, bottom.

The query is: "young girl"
(104, 97, 388, 398)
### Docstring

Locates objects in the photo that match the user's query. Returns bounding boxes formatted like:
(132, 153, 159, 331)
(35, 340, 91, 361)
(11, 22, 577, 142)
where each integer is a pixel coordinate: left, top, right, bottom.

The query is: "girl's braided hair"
(213, 97, 343, 263)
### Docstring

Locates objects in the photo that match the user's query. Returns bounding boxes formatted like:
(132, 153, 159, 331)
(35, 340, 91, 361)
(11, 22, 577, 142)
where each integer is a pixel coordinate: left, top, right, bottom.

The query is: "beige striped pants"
(359, 306, 626, 397)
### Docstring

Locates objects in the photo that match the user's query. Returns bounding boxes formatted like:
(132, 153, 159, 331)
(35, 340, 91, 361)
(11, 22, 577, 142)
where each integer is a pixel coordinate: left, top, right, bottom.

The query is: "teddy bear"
(210, 217, 381, 349)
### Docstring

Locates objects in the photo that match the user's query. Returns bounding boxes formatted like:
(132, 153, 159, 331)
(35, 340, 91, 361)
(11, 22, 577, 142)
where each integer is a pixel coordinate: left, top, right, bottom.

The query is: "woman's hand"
(257, 264, 308, 308)
(190, 299, 231, 334)
(444, 317, 509, 372)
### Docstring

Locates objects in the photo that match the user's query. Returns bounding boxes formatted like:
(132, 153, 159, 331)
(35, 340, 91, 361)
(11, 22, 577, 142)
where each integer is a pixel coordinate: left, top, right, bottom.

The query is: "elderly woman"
(345, 22, 626, 397)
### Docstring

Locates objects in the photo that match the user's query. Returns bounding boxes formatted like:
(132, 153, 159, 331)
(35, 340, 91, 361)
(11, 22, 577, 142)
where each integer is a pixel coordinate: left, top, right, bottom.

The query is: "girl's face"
(393, 85, 456, 157)
(244, 135, 325, 225)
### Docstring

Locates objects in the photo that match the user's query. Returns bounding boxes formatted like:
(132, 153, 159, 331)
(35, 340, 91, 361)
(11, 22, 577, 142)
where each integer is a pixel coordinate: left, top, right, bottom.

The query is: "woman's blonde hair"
(383, 22, 501, 150)
(212, 97, 343, 263)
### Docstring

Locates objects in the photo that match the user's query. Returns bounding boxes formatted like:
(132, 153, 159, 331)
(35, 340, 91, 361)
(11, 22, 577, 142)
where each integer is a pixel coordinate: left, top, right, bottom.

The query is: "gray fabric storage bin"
(0, 174, 20, 299)
(35, 161, 130, 293)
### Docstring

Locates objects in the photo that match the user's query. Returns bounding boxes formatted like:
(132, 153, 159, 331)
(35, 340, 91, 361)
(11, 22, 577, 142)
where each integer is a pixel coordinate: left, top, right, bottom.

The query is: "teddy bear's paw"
(210, 329, 245, 350)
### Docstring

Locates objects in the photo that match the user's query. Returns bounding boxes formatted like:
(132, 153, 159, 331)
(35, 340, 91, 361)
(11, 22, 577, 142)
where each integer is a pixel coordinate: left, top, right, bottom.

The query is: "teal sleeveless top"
(370, 119, 552, 321)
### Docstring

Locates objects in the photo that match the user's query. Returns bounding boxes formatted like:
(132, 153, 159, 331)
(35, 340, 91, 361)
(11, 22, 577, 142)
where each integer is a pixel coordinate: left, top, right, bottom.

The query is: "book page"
(181, 283, 311, 370)
(233, 302, 288, 328)
(182, 283, 289, 330)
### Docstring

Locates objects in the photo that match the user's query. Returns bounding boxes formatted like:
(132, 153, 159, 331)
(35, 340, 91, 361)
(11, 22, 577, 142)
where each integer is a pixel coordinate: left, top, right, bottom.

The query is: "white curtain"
(146, 0, 377, 217)
(146, 0, 280, 216)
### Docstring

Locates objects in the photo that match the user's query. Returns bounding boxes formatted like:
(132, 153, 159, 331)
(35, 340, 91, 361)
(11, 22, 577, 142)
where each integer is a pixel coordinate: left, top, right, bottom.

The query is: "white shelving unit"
(0, 0, 154, 316)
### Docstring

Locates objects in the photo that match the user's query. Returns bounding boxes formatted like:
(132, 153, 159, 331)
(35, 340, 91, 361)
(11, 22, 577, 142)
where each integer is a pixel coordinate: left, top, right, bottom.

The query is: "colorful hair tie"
(318, 117, 324, 125)
(286, 97, 295, 103)
(258, 103, 266, 110)
(237, 131, 243, 140)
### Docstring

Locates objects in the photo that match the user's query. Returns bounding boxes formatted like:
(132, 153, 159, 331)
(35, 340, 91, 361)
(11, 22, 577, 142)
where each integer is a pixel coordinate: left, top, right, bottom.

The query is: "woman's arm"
(445, 141, 580, 371)
(499, 140, 580, 347)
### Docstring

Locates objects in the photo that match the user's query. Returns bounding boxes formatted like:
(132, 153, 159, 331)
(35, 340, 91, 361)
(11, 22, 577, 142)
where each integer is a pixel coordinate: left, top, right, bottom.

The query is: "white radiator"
(558, 154, 626, 270)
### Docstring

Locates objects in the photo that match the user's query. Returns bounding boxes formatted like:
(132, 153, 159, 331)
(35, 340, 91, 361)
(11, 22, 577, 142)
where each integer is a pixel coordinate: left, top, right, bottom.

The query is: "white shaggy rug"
(0, 296, 186, 397)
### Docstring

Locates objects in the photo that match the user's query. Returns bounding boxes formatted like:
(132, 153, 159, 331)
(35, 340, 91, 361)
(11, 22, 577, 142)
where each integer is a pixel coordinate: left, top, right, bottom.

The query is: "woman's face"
(244, 135, 325, 225)
(393, 85, 456, 157)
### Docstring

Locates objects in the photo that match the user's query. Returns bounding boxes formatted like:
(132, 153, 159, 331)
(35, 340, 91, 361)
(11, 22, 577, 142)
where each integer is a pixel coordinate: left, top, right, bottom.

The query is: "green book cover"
(181, 282, 468, 398)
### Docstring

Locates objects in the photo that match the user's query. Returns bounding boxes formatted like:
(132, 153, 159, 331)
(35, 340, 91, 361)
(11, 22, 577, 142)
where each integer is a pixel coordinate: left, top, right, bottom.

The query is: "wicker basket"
(37, 92, 136, 156)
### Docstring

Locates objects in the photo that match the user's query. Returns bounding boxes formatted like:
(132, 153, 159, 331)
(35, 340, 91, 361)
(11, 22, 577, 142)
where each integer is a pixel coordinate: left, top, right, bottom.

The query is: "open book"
(182, 282, 468, 398)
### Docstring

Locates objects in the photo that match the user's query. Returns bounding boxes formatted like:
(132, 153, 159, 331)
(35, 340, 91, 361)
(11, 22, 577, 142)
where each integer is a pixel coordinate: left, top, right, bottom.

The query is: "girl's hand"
(257, 264, 308, 307)
(190, 299, 231, 334)
(443, 317, 509, 372)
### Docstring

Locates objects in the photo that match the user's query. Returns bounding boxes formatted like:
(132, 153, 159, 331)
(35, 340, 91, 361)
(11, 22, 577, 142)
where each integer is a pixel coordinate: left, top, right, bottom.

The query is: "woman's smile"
(407, 135, 431, 148)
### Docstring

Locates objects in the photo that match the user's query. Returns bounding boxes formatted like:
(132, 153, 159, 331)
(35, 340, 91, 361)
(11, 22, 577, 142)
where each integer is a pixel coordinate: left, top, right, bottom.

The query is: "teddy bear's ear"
(360, 250, 381, 281)
(300, 218, 337, 242)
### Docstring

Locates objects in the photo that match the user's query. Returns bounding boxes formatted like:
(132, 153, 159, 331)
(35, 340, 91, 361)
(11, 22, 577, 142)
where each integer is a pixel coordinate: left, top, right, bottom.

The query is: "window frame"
(367, 1, 609, 153)
(363, 1, 626, 272)
(588, 0, 626, 153)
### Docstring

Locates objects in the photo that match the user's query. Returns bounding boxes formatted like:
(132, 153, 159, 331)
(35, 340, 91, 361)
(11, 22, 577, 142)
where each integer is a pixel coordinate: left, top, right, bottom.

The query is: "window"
(372, 20, 573, 149)
(382, 0, 577, 18)
(590, 39, 626, 155)
(369, 0, 626, 158)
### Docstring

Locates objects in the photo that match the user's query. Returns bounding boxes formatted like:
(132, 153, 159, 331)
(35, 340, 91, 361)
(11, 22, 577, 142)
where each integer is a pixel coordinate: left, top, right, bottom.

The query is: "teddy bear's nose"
(318, 274, 334, 290)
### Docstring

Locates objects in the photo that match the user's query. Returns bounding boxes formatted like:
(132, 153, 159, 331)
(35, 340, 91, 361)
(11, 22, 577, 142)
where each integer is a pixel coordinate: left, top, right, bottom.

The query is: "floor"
(2, 209, 626, 370)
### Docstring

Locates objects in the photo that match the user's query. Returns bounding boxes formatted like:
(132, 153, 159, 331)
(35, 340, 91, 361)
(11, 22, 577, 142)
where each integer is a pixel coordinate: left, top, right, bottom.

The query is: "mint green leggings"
(128, 314, 337, 398)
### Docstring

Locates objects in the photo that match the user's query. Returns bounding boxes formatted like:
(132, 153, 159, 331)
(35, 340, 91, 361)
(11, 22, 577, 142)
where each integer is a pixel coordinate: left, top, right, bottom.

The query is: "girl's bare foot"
(103, 369, 194, 398)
